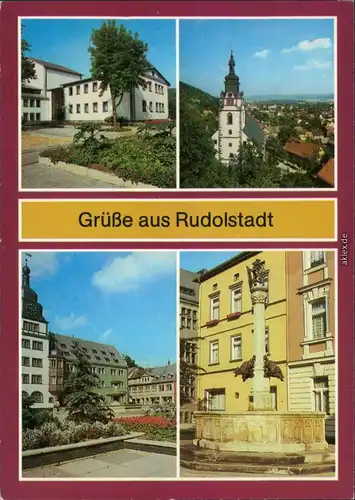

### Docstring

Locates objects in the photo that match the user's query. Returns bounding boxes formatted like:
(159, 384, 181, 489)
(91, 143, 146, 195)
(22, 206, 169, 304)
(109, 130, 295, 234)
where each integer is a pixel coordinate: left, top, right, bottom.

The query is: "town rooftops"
(243, 112, 264, 146)
(31, 58, 82, 76)
(284, 140, 322, 158)
(49, 332, 127, 367)
(128, 363, 176, 381)
(316, 158, 335, 187)
(195, 251, 261, 283)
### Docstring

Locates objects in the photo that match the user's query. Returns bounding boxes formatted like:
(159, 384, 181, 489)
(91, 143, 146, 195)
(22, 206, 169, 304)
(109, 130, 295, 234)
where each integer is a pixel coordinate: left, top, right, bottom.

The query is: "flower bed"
(22, 421, 126, 451)
(114, 416, 176, 442)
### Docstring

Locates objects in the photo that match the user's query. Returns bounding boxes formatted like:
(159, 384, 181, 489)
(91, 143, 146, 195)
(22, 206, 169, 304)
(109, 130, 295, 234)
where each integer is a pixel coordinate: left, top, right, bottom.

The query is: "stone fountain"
(180, 259, 334, 475)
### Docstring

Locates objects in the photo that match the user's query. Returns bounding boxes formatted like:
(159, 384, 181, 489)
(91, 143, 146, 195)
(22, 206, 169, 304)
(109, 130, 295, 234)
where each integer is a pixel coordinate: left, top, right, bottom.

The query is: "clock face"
(25, 302, 38, 317)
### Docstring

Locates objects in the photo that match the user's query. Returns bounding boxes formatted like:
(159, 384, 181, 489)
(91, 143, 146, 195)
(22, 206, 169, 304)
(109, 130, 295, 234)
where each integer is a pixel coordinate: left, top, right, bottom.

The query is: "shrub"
(114, 415, 176, 442)
(144, 402, 176, 419)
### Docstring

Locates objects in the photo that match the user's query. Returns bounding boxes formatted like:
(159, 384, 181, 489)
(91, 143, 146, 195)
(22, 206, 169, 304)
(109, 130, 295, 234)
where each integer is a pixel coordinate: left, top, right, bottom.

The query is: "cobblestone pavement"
(23, 449, 177, 478)
(22, 163, 124, 189)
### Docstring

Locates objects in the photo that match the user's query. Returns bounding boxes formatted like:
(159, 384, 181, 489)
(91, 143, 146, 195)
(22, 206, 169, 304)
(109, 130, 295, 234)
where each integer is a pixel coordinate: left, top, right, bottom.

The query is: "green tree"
(123, 354, 137, 368)
(89, 21, 148, 128)
(64, 343, 114, 423)
(180, 337, 205, 407)
(21, 26, 36, 83)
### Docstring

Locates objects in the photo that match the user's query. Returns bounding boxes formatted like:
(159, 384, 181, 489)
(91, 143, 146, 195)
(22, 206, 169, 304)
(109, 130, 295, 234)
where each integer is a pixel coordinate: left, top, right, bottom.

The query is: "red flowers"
(114, 415, 175, 429)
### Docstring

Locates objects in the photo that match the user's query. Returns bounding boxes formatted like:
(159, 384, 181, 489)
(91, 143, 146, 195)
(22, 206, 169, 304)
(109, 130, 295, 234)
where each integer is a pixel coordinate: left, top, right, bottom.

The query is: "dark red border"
(0, 2, 354, 499)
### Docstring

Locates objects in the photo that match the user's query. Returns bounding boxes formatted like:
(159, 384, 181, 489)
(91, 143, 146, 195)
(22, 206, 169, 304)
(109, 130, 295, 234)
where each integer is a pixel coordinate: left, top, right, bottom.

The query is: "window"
(161, 86, 164, 95)
(192, 310, 197, 330)
(69, 87, 73, 96)
(22, 374, 30, 384)
(209, 340, 219, 364)
(23, 113, 28, 120)
(60, 343, 66, 349)
(22, 391, 29, 398)
(30, 113, 34, 120)
(93, 82, 98, 92)
(105, 357, 110, 362)
(162, 103, 164, 113)
(270, 386, 277, 410)
(30, 99, 35, 107)
(101, 380, 105, 387)
(231, 286, 242, 313)
(148, 82, 152, 92)
(69, 104, 73, 114)
(103, 101, 109, 112)
(36, 100, 40, 108)
(231, 335, 242, 360)
(311, 299, 327, 339)
(210, 295, 220, 321)
(155, 83, 158, 93)
(22, 356, 30, 366)
(31, 391, 43, 403)
(84, 103, 89, 113)
(156, 102, 159, 112)
(313, 377, 329, 413)
(142, 100, 147, 112)
(31, 375, 42, 384)
(229, 153, 234, 158)
(76, 85, 80, 95)
(76, 104, 81, 114)
(32, 341, 43, 351)
(84, 84, 88, 94)
(227, 113, 233, 125)
(91, 367, 96, 373)
(36, 113, 40, 121)
(93, 102, 98, 113)
(23, 321, 39, 333)
(23, 99, 28, 107)
(159, 384, 164, 391)
(149, 101, 153, 112)
(111, 369, 116, 376)
(32, 358, 43, 368)
(229, 142, 232, 147)
(22, 338, 31, 349)
(310, 251, 325, 268)
(228, 129, 232, 135)
(206, 388, 225, 411)
(166, 384, 172, 391)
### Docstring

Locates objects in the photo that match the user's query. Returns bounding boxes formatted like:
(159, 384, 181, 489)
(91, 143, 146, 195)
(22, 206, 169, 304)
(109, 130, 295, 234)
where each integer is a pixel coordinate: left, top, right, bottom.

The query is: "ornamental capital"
(250, 289, 268, 305)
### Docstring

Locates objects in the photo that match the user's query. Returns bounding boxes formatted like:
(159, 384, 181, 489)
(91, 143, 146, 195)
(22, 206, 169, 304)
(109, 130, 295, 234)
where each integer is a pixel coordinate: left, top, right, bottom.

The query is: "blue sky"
(22, 251, 177, 367)
(180, 19, 334, 96)
(180, 251, 241, 273)
(22, 19, 176, 84)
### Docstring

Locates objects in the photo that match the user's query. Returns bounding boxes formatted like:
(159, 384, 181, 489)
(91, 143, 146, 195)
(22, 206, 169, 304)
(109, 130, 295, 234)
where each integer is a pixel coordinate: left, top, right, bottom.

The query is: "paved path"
(23, 449, 177, 478)
(22, 163, 124, 189)
(180, 467, 335, 477)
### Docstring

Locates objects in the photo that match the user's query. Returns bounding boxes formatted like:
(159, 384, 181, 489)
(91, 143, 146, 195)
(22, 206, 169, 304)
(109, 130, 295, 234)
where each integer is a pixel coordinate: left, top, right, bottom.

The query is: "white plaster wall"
(288, 361, 336, 438)
(21, 319, 52, 408)
(219, 105, 246, 162)
(134, 76, 169, 120)
(22, 98, 50, 121)
(47, 68, 81, 91)
(24, 62, 46, 92)
(63, 81, 131, 121)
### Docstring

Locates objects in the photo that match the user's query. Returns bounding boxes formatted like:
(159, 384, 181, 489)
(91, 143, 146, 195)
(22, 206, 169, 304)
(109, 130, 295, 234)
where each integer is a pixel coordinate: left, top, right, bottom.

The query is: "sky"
(180, 18, 334, 96)
(21, 251, 177, 367)
(22, 19, 176, 85)
(180, 251, 241, 273)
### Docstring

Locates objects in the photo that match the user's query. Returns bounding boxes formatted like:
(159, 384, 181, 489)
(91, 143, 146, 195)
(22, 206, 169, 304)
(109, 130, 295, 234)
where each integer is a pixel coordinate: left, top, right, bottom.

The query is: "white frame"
(230, 334, 242, 361)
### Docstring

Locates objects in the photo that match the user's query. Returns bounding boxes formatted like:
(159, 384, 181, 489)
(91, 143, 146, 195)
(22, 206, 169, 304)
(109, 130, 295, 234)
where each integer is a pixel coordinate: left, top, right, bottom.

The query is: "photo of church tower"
(212, 51, 264, 164)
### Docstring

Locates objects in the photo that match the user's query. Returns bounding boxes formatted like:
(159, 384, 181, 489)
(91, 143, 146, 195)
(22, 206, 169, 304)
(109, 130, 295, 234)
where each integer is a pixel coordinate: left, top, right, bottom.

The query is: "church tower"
(212, 51, 246, 164)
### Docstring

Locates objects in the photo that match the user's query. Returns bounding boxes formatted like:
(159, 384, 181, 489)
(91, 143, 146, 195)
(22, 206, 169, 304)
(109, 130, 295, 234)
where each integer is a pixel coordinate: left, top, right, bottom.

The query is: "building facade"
(61, 66, 170, 122)
(196, 251, 288, 414)
(128, 363, 176, 405)
(21, 58, 82, 122)
(286, 250, 336, 440)
(21, 261, 53, 408)
(48, 334, 128, 405)
(212, 52, 264, 164)
(180, 269, 200, 423)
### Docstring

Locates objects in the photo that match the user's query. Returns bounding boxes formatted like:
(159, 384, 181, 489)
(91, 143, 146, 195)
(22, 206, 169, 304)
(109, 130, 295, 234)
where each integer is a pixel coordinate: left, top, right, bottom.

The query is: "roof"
(284, 140, 321, 158)
(195, 251, 261, 283)
(31, 58, 82, 76)
(129, 363, 176, 381)
(316, 158, 334, 187)
(50, 333, 127, 367)
(243, 112, 264, 146)
(180, 268, 199, 304)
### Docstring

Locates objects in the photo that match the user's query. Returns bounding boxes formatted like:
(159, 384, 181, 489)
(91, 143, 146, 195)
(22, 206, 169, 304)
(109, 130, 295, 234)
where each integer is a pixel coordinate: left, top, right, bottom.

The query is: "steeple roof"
(223, 50, 241, 97)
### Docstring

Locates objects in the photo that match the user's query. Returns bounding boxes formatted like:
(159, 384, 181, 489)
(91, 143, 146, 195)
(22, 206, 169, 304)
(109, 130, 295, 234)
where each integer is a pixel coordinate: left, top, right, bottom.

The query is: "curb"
(124, 438, 176, 456)
(39, 156, 159, 189)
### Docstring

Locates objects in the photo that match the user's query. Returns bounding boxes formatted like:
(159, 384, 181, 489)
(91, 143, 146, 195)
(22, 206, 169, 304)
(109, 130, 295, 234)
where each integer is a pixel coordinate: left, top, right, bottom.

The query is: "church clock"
(24, 302, 38, 318)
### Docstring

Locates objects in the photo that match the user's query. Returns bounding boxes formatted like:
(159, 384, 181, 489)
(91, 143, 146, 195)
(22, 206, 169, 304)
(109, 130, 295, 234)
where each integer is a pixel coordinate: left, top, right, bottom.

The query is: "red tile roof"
(284, 140, 321, 158)
(316, 158, 334, 187)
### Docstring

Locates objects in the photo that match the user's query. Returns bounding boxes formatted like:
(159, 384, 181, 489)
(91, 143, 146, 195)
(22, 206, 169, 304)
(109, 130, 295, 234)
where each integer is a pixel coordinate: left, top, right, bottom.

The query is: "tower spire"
(228, 49, 235, 75)
(22, 256, 31, 287)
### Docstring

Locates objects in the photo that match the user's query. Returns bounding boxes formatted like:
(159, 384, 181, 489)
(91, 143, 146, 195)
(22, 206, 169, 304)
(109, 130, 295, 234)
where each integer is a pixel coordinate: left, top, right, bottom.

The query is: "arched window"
(22, 391, 29, 398)
(31, 391, 43, 403)
(227, 113, 233, 125)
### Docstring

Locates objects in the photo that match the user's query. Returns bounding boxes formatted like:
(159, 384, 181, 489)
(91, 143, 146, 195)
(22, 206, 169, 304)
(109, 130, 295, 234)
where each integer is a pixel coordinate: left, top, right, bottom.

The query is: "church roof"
(243, 112, 264, 146)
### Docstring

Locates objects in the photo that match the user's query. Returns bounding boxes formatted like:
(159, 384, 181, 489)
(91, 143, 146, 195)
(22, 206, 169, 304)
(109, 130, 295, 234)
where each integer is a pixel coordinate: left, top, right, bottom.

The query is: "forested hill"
(179, 82, 219, 114)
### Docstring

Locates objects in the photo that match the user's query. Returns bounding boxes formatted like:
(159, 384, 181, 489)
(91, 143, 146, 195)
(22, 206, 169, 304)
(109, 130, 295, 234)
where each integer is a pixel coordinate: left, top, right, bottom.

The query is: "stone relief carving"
(234, 355, 256, 381)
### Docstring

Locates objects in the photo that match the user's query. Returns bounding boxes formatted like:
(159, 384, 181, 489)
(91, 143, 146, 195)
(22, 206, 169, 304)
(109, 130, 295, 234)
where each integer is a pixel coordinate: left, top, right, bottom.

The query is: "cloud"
(253, 49, 269, 59)
(282, 38, 332, 54)
(99, 328, 113, 341)
(22, 252, 59, 279)
(293, 59, 332, 71)
(53, 313, 87, 331)
(92, 252, 176, 293)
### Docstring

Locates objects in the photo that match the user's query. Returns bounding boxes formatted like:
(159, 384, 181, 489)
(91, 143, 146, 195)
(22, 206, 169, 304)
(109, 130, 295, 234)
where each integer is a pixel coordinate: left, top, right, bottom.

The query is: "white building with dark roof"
(21, 58, 82, 122)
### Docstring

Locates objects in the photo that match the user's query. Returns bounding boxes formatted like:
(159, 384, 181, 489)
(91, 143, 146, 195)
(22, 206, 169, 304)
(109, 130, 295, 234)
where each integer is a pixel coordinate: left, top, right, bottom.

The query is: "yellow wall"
(197, 251, 288, 412)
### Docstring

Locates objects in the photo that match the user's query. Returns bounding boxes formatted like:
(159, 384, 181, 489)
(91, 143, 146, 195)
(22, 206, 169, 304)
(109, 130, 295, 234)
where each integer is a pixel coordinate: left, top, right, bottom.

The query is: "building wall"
(129, 377, 176, 405)
(21, 318, 52, 409)
(218, 100, 246, 163)
(133, 76, 169, 120)
(197, 251, 288, 413)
